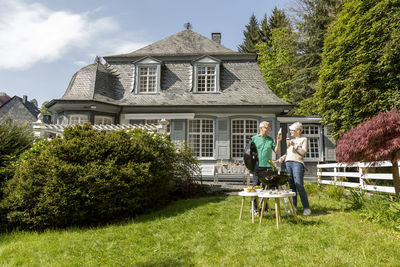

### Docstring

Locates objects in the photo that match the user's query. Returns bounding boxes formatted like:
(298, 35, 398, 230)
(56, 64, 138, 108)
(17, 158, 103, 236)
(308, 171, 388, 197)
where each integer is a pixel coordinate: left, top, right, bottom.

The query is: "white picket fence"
(317, 161, 399, 194)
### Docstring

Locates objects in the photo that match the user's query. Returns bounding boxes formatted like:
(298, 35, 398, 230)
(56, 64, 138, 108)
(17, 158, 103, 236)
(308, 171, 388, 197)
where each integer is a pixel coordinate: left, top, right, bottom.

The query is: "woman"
(278, 122, 311, 216)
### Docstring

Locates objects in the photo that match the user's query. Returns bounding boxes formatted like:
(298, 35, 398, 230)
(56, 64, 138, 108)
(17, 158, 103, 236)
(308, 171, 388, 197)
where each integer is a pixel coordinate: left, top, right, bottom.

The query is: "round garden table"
(258, 191, 298, 229)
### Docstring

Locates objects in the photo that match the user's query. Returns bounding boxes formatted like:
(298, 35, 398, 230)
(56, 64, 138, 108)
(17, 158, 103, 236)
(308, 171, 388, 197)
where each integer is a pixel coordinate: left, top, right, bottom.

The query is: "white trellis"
(32, 114, 170, 138)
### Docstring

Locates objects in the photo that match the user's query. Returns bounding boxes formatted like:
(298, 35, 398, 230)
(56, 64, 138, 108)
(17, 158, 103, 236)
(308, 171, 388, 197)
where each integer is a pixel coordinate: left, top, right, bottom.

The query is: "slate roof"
(105, 29, 243, 58)
(0, 96, 40, 119)
(62, 63, 123, 102)
(57, 29, 291, 108)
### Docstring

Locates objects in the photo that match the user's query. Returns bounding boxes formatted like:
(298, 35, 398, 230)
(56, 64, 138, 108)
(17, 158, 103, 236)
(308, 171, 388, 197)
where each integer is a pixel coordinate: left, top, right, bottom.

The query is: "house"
(46, 29, 335, 176)
(0, 92, 11, 106)
(0, 95, 40, 126)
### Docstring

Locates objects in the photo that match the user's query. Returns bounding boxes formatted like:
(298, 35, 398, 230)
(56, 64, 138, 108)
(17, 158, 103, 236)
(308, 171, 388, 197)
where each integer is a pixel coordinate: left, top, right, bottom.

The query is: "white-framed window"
(192, 56, 220, 93)
(302, 124, 321, 160)
(197, 66, 216, 92)
(231, 119, 258, 158)
(133, 57, 161, 94)
(139, 66, 157, 93)
(94, 116, 113, 125)
(69, 114, 88, 125)
(188, 119, 214, 158)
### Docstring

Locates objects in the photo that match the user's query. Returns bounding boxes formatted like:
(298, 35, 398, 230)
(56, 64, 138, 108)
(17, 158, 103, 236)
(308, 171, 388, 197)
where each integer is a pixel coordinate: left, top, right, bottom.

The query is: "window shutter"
(171, 119, 186, 145)
(215, 117, 230, 159)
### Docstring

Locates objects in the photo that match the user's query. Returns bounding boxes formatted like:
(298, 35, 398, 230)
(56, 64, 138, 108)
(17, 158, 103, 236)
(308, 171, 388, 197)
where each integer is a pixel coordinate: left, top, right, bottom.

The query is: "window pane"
(197, 65, 216, 92)
(188, 119, 214, 158)
(306, 138, 320, 159)
(70, 115, 88, 125)
(139, 66, 157, 93)
(231, 119, 257, 158)
(301, 124, 320, 160)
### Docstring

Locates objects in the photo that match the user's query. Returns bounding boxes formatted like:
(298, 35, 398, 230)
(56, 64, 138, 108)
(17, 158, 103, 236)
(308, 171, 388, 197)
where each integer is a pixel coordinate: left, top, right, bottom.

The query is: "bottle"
(268, 160, 276, 170)
(278, 127, 282, 136)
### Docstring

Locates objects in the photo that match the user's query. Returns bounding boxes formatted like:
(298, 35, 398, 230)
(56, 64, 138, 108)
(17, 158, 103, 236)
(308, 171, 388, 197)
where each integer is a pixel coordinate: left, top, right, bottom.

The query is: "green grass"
(0, 191, 399, 266)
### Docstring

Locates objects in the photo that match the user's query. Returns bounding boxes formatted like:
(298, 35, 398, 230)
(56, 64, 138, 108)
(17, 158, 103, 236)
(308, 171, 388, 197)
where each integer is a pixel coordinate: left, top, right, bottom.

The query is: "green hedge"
(1, 125, 201, 230)
(0, 119, 34, 185)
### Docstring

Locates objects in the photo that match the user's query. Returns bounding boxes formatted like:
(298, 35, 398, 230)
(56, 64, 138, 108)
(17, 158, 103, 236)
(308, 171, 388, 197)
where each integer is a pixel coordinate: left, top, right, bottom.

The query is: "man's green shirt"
(251, 134, 276, 167)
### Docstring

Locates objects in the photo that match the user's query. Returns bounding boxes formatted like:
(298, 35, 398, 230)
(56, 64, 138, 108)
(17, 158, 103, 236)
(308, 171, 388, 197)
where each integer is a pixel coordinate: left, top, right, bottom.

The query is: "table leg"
(265, 198, 273, 218)
(256, 196, 259, 213)
(239, 196, 245, 220)
(277, 198, 282, 223)
(251, 197, 255, 224)
(275, 198, 279, 229)
(259, 198, 266, 224)
(288, 196, 299, 223)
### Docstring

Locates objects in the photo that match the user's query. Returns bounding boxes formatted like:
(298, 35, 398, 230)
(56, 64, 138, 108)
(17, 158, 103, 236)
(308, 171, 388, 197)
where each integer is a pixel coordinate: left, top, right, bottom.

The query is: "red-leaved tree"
(335, 108, 400, 196)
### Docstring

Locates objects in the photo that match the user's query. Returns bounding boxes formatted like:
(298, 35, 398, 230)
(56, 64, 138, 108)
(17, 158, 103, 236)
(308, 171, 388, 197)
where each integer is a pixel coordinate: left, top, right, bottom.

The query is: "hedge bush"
(1, 125, 201, 230)
(0, 119, 34, 185)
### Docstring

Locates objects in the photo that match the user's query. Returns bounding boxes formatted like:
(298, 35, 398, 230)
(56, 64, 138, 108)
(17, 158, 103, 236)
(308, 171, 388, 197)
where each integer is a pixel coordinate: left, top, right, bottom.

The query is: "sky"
(0, 0, 293, 107)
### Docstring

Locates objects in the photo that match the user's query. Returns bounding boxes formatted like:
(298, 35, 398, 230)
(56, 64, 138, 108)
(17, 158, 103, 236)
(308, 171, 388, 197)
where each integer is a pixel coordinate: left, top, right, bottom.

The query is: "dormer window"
(139, 66, 157, 93)
(133, 57, 162, 94)
(197, 66, 216, 92)
(192, 56, 221, 93)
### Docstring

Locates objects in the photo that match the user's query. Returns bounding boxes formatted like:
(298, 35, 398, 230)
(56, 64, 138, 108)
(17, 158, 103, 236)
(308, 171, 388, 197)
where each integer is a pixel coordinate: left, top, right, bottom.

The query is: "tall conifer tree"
(238, 14, 261, 53)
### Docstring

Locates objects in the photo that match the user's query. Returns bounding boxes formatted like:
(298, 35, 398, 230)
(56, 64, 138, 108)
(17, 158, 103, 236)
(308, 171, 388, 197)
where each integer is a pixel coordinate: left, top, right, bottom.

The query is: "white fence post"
(358, 164, 364, 190)
(334, 167, 337, 183)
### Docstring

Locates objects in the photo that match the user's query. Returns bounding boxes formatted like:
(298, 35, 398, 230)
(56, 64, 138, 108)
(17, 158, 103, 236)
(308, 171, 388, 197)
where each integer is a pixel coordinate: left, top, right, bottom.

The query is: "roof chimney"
(211, 33, 221, 44)
(22, 95, 27, 104)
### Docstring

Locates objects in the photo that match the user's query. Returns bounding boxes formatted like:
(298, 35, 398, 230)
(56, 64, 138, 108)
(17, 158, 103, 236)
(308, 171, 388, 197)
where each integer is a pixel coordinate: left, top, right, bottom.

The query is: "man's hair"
(259, 121, 270, 128)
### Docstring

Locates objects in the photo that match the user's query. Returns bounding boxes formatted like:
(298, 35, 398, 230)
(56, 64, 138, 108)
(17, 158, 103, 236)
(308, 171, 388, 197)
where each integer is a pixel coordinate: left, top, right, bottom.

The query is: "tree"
(259, 7, 292, 45)
(257, 27, 297, 102)
(290, 0, 344, 115)
(0, 119, 34, 185)
(257, 7, 298, 103)
(315, 0, 400, 139)
(335, 109, 400, 197)
(40, 101, 52, 123)
(238, 14, 262, 53)
(269, 7, 292, 32)
(40, 101, 51, 115)
(30, 98, 38, 107)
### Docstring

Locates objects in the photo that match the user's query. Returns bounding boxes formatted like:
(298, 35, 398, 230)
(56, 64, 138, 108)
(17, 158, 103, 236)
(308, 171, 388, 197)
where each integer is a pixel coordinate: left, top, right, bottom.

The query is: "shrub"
(359, 195, 400, 231)
(1, 125, 200, 230)
(324, 183, 345, 201)
(0, 119, 34, 185)
(304, 183, 320, 195)
(346, 187, 366, 210)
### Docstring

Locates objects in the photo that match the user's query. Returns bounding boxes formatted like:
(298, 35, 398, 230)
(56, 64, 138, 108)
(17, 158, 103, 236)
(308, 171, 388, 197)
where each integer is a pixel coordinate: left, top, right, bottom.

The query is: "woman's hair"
(289, 122, 303, 132)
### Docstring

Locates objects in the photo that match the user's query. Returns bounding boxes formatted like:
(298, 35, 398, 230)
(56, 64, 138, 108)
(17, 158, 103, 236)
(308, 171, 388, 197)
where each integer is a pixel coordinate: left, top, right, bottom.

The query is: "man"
(250, 121, 282, 213)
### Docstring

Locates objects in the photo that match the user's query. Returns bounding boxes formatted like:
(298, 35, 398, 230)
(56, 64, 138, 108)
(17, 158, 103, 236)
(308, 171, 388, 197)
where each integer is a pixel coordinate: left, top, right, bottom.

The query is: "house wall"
(56, 111, 118, 125)
(169, 114, 278, 161)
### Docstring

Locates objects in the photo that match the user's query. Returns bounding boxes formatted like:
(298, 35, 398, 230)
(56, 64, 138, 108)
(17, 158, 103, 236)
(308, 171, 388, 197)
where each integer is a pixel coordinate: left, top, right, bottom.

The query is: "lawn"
(0, 190, 399, 266)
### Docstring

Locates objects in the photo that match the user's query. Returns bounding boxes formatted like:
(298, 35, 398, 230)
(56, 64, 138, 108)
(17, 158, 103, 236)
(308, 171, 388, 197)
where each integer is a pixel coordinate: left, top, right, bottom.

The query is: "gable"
(0, 97, 39, 122)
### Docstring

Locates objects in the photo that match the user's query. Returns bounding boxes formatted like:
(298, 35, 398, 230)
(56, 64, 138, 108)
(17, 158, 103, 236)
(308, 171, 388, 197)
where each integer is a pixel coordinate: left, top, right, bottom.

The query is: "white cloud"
(0, 0, 118, 70)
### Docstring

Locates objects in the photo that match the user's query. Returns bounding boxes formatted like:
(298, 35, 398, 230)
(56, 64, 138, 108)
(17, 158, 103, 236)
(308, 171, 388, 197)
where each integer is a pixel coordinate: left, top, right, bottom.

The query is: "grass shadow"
(130, 195, 227, 224)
